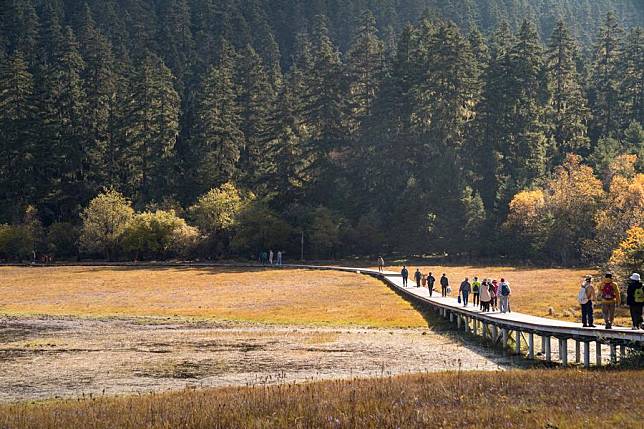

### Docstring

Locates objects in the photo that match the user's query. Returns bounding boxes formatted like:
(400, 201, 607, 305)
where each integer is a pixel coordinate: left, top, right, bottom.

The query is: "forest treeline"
(0, 1, 642, 271)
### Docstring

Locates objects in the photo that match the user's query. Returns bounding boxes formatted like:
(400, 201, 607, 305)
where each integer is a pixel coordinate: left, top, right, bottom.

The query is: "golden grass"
(0, 266, 426, 328)
(1, 370, 641, 428)
(385, 265, 631, 326)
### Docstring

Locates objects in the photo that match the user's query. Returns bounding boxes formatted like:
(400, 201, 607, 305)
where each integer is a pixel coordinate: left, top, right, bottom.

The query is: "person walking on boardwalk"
(459, 277, 471, 306)
(471, 276, 481, 307)
(427, 272, 436, 297)
(421, 273, 427, 288)
(401, 266, 409, 287)
(578, 275, 596, 328)
(414, 269, 422, 288)
(490, 279, 498, 311)
(626, 273, 643, 330)
(277, 250, 283, 265)
(378, 256, 385, 273)
(499, 278, 511, 313)
(599, 272, 620, 329)
(480, 280, 491, 312)
(440, 273, 449, 297)
(269, 250, 274, 265)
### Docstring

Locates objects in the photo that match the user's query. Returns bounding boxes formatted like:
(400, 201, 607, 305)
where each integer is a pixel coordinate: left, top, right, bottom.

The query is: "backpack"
(472, 282, 480, 293)
(500, 283, 510, 296)
(577, 286, 589, 304)
(601, 282, 616, 300)
(635, 287, 644, 304)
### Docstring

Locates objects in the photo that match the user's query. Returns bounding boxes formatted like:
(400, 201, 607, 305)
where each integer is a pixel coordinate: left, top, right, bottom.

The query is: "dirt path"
(0, 316, 519, 402)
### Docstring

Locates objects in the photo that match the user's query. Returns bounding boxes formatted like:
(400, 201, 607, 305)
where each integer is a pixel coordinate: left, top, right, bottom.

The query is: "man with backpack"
(499, 278, 511, 313)
(401, 266, 409, 287)
(626, 273, 643, 330)
(578, 275, 596, 327)
(427, 272, 436, 297)
(440, 273, 449, 297)
(471, 276, 481, 307)
(414, 268, 422, 288)
(599, 272, 620, 329)
(459, 277, 471, 306)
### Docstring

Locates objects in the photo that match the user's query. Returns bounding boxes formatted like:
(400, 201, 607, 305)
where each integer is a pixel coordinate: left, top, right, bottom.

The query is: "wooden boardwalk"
(286, 264, 644, 367)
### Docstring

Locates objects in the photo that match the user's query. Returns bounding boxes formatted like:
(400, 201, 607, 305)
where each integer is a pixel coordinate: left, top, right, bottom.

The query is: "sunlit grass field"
(1, 370, 640, 429)
(0, 266, 426, 328)
(381, 264, 631, 326)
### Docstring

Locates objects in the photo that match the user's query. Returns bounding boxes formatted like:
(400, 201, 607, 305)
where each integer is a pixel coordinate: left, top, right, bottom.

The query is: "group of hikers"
(394, 261, 644, 330)
(399, 266, 513, 314)
(258, 250, 283, 265)
(577, 271, 643, 330)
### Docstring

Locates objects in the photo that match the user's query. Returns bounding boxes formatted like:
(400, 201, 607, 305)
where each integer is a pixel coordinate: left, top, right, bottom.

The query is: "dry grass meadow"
(0, 266, 426, 328)
(382, 264, 632, 326)
(1, 370, 641, 429)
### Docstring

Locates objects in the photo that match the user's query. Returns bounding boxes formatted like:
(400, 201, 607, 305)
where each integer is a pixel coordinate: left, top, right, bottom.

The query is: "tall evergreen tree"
(589, 12, 624, 141)
(619, 27, 643, 128)
(191, 40, 244, 195)
(545, 20, 590, 161)
(0, 51, 36, 221)
(123, 52, 180, 205)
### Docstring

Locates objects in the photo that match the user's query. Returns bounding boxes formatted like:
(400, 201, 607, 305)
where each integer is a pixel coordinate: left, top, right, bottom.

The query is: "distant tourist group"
(398, 265, 512, 314)
(577, 271, 643, 330)
(394, 261, 644, 330)
(259, 250, 283, 265)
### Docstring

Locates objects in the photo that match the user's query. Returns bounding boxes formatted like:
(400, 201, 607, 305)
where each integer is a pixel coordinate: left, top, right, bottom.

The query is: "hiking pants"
(581, 301, 594, 326)
(428, 285, 433, 297)
(462, 291, 469, 306)
(481, 301, 490, 312)
(499, 295, 509, 313)
(630, 304, 643, 328)
(602, 303, 616, 325)
(402, 276, 408, 286)
(473, 293, 479, 306)
(416, 278, 421, 287)
(441, 285, 448, 297)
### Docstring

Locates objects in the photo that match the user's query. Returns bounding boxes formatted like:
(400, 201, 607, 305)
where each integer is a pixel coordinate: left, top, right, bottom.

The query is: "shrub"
(47, 222, 80, 258)
(80, 190, 134, 260)
(0, 224, 33, 260)
(189, 183, 252, 235)
(230, 202, 292, 255)
(609, 226, 644, 279)
(121, 210, 198, 260)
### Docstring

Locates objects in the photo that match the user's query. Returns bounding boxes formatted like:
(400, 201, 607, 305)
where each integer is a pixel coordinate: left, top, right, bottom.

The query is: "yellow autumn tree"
(609, 226, 644, 278)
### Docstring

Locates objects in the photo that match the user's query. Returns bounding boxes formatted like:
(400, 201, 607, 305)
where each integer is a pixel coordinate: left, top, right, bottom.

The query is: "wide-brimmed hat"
(630, 273, 641, 281)
(585, 275, 592, 281)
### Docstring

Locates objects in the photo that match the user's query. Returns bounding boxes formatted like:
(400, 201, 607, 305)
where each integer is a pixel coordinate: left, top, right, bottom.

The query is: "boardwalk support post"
(482, 322, 488, 340)
(528, 332, 534, 359)
(583, 341, 590, 368)
(596, 342, 602, 366)
(610, 343, 617, 365)
(449, 312, 454, 323)
(544, 336, 551, 362)
(502, 328, 508, 351)
(575, 340, 580, 364)
(515, 330, 521, 355)
(457, 315, 461, 329)
(559, 338, 568, 366)
(492, 325, 498, 343)
(619, 344, 625, 361)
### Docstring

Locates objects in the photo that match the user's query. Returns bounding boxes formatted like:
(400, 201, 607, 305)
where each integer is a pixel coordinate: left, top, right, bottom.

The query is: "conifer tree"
(589, 12, 624, 141)
(545, 20, 590, 160)
(191, 40, 244, 194)
(123, 52, 180, 205)
(619, 27, 643, 128)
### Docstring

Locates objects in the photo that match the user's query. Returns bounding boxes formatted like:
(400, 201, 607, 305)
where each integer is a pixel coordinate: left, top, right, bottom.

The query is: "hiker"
(499, 278, 511, 313)
(599, 272, 620, 329)
(626, 273, 643, 330)
(440, 273, 449, 297)
(578, 275, 596, 328)
(378, 256, 385, 273)
(421, 273, 427, 288)
(490, 279, 498, 311)
(480, 279, 491, 312)
(269, 250, 274, 265)
(459, 277, 471, 306)
(472, 276, 481, 307)
(401, 266, 409, 287)
(415, 269, 422, 288)
(277, 250, 283, 265)
(260, 251, 268, 265)
(427, 272, 436, 297)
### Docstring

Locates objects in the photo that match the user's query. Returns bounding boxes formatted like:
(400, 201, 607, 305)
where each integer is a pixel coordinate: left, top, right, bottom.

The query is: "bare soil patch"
(0, 316, 517, 402)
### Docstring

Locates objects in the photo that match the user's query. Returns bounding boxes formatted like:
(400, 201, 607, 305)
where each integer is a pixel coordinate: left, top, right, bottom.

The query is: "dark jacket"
(459, 281, 471, 294)
(626, 279, 643, 306)
(414, 270, 422, 281)
(427, 275, 435, 286)
(401, 268, 408, 278)
(440, 276, 449, 287)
